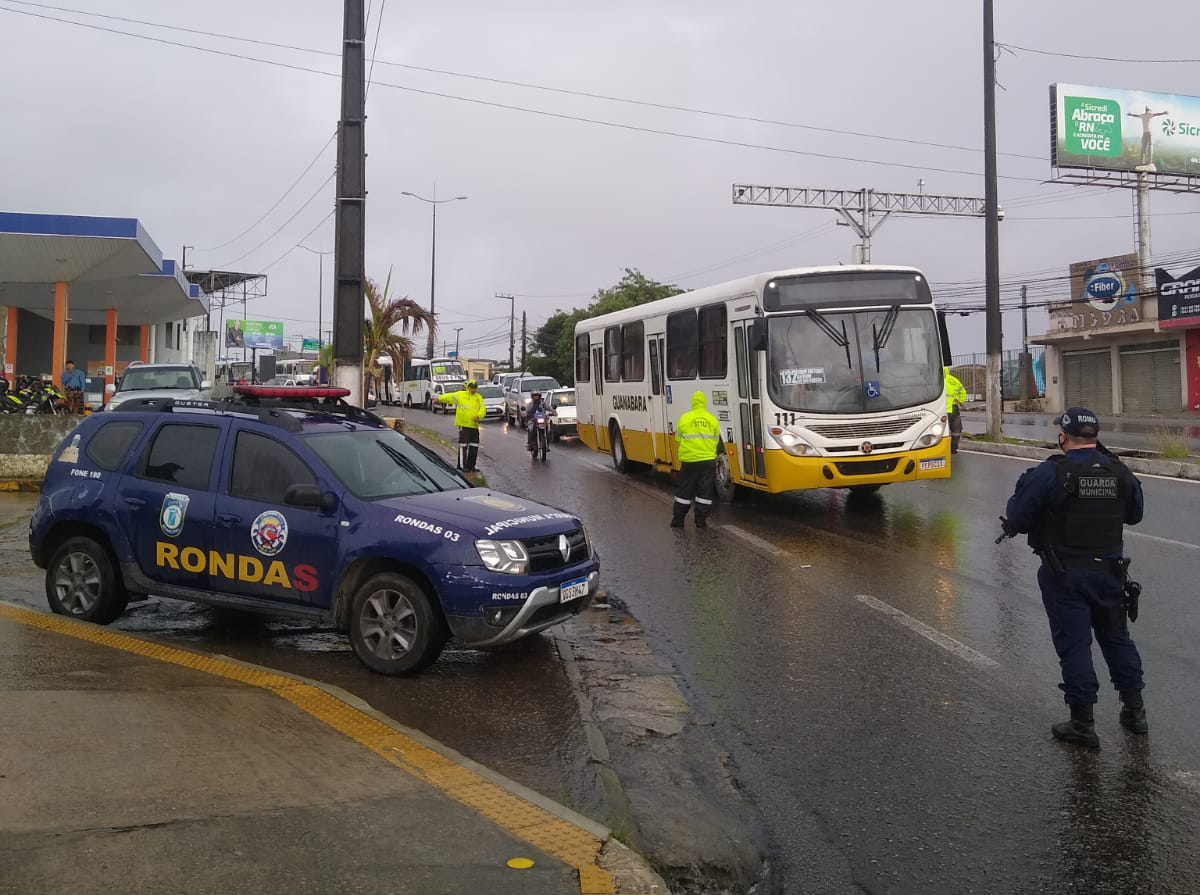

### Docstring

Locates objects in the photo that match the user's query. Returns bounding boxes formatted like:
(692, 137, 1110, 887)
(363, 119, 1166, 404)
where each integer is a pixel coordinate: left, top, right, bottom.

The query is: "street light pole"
(401, 190, 467, 359)
(299, 245, 332, 355)
(495, 293, 515, 370)
(454, 327, 463, 357)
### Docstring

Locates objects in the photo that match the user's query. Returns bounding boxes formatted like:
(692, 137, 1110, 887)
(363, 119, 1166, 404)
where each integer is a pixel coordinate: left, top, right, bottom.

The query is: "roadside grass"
(403, 422, 490, 487)
(1152, 426, 1190, 459)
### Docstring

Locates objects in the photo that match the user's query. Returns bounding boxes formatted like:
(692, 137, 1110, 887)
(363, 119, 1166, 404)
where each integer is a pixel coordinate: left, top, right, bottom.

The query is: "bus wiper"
(805, 309, 853, 370)
(871, 306, 900, 372)
(376, 440, 442, 492)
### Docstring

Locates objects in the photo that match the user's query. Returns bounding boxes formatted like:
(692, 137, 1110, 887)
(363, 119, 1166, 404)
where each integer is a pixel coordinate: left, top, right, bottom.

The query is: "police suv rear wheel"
(46, 537, 128, 624)
(350, 573, 446, 675)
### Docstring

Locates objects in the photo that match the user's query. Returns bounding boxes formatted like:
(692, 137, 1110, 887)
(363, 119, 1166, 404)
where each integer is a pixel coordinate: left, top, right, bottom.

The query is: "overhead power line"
(0, 2, 1048, 182)
(998, 41, 1200, 64)
(214, 173, 335, 269)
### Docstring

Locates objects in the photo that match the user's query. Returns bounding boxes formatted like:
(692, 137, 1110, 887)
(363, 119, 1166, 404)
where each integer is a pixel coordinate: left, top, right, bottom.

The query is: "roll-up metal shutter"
(1120, 342, 1181, 413)
(1063, 349, 1113, 414)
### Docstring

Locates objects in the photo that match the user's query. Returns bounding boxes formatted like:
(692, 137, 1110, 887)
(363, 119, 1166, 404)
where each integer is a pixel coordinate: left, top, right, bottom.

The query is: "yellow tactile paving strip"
(0, 602, 627, 895)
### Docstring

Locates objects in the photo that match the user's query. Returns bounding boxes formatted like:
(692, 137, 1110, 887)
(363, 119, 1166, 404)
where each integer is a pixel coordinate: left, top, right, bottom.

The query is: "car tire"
(610, 421, 628, 474)
(45, 536, 129, 625)
(349, 572, 447, 676)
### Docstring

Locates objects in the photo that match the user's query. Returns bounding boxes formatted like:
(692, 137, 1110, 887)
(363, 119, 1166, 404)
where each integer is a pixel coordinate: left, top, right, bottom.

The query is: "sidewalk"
(961, 409, 1200, 457)
(0, 605, 658, 895)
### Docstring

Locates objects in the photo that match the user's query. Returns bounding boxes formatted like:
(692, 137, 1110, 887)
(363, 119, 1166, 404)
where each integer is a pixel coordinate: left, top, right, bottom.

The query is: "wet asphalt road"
(414, 412, 1200, 895)
(5, 412, 1199, 895)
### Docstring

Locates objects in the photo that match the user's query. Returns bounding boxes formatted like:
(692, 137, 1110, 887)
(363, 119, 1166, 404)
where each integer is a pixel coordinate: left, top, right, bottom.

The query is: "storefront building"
(1035, 253, 1200, 415)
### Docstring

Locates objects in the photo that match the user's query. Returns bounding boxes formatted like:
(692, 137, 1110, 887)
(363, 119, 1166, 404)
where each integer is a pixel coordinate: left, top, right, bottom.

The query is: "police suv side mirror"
(284, 483, 337, 511)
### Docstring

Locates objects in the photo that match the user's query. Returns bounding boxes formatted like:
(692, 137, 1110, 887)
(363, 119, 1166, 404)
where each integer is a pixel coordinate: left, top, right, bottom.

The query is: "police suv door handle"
(218, 513, 241, 527)
(123, 497, 146, 508)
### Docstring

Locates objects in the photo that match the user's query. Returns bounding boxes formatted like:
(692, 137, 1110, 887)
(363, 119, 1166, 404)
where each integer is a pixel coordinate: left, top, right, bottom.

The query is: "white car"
(547, 388, 577, 441)
(431, 380, 468, 413)
(104, 363, 210, 411)
(476, 383, 507, 420)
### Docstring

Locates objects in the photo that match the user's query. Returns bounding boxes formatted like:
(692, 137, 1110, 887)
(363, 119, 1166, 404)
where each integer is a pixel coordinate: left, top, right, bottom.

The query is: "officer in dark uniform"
(1002, 408, 1147, 749)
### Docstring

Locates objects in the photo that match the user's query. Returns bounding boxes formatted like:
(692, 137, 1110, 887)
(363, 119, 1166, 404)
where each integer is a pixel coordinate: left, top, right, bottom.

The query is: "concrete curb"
(960, 439, 1200, 480)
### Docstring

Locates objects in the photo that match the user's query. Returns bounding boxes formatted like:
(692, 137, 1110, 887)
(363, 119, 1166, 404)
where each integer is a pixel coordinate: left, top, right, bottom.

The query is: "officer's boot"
(1052, 703, 1100, 749)
(1119, 690, 1149, 734)
(670, 508, 686, 528)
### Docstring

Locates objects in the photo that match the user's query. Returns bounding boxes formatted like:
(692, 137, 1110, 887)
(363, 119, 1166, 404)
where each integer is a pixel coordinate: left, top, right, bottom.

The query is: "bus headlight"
(768, 426, 819, 457)
(913, 415, 948, 449)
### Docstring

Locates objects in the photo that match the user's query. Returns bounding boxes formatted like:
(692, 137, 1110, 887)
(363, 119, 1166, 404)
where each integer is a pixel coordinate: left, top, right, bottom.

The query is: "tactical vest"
(1030, 455, 1128, 556)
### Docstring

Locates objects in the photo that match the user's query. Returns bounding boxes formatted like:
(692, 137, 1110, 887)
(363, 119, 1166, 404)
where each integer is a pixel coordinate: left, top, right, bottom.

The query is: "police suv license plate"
(559, 576, 589, 603)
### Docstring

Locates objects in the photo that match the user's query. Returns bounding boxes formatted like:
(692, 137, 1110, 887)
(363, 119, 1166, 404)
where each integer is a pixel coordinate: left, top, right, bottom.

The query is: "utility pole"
(332, 0, 365, 403)
(1020, 284, 1030, 402)
(520, 311, 527, 371)
(983, 0, 1003, 439)
(453, 327, 463, 357)
(496, 293, 515, 370)
(732, 185, 993, 264)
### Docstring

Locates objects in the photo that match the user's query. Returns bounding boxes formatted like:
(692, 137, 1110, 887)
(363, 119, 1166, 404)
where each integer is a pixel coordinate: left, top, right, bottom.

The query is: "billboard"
(1156, 265, 1200, 329)
(225, 319, 284, 350)
(1051, 83, 1200, 177)
(1050, 253, 1143, 332)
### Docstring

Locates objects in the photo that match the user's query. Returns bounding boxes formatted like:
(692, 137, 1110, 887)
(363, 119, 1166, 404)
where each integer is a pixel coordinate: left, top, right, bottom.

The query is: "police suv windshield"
(304, 428, 468, 500)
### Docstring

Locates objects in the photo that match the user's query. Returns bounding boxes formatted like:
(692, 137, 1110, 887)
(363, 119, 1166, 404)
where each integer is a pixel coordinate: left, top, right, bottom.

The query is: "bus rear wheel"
(610, 422, 628, 474)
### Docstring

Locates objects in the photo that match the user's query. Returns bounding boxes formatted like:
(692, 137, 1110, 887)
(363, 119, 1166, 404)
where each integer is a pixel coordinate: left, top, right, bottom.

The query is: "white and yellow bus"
(574, 265, 953, 499)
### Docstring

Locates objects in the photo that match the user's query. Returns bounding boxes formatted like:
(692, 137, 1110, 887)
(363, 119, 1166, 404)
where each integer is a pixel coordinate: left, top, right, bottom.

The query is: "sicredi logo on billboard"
(1065, 95, 1122, 156)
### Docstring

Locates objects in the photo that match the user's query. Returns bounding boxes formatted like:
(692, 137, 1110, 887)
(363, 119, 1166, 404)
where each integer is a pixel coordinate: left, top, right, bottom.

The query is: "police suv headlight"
(475, 539, 529, 574)
(913, 415, 948, 449)
(768, 426, 819, 457)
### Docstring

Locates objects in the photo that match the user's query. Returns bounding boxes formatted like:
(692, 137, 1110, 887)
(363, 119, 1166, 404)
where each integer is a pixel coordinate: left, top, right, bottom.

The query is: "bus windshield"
(426, 361, 465, 382)
(767, 308, 942, 413)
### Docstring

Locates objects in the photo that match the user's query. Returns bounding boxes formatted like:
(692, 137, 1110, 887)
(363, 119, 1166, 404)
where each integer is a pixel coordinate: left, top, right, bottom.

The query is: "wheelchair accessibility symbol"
(865, 380, 882, 399)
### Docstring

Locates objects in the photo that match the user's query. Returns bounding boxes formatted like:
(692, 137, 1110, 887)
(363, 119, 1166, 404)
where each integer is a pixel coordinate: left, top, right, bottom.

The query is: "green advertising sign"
(1052, 83, 1200, 177)
(302, 338, 322, 352)
(225, 319, 284, 350)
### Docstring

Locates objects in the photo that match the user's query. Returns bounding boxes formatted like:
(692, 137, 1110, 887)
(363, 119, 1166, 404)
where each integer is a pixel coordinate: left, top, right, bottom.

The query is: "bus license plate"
(559, 576, 589, 603)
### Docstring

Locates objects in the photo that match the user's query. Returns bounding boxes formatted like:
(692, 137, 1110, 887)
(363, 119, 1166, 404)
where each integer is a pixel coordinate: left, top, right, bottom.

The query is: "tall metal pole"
(332, 0, 366, 404)
(318, 252, 323, 351)
(520, 310, 527, 371)
(454, 327, 462, 357)
(983, 0, 1003, 439)
(428, 200, 437, 359)
(1020, 284, 1030, 402)
(1135, 170, 1153, 300)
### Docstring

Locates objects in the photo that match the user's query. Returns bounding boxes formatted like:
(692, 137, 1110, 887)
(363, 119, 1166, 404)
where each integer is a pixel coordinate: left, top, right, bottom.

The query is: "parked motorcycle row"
(0, 376, 74, 414)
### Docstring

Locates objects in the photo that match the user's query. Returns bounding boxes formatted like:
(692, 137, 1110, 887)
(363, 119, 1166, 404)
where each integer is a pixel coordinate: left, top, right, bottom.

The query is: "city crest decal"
(250, 510, 289, 557)
(160, 493, 190, 538)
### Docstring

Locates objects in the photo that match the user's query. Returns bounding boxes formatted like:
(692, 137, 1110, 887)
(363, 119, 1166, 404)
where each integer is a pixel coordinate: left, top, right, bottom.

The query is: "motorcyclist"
(526, 391, 549, 450)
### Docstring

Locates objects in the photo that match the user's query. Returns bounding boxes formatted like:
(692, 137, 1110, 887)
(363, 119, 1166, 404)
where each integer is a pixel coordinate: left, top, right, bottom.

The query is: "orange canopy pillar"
(52, 282, 68, 385)
(104, 309, 118, 404)
(140, 325, 149, 363)
(4, 307, 17, 378)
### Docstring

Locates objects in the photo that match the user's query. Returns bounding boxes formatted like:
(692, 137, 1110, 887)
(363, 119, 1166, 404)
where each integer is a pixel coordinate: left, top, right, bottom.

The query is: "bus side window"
(666, 310, 697, 380)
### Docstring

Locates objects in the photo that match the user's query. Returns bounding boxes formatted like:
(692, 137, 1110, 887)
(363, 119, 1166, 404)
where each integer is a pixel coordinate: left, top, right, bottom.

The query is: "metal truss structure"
(732, 184, 989, 263)
(1048, 167, 1200, 196)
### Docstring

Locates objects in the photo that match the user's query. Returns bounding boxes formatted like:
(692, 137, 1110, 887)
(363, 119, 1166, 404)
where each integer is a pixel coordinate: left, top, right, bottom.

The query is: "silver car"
(104, 363, 211, 411)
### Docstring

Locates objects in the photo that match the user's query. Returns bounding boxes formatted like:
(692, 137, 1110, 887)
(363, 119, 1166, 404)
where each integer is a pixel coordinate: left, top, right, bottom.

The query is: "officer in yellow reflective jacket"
(672, 391, 722, 529)
(437, 379, 486, 472)
(945, 367, 968, 454)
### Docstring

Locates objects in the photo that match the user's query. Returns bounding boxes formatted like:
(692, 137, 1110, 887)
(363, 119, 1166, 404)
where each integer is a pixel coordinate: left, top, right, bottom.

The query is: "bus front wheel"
(714, 449, 747, 503)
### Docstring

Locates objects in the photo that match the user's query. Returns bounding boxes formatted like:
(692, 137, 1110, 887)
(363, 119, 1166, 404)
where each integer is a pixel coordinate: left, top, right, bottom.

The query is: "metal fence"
(950, 347, 1045, 402)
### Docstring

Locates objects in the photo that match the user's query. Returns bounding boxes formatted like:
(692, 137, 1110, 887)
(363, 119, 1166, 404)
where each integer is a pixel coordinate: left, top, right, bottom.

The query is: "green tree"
(529, 269, 682, 385)
(363, 270, 435, 399)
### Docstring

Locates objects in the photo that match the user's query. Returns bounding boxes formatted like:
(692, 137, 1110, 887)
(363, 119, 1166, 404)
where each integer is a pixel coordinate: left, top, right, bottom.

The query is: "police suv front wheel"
(349, 573, 447, 675)
(46, 536, 128, 625)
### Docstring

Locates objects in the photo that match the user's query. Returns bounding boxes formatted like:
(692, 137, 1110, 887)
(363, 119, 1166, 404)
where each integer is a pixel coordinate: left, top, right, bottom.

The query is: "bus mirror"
(748, 321, 767, 352)
(937, 311, 952, 364)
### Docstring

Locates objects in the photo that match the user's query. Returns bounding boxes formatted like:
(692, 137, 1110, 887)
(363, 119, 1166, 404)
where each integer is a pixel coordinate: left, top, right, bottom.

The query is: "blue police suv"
(29, 386, 599, 675)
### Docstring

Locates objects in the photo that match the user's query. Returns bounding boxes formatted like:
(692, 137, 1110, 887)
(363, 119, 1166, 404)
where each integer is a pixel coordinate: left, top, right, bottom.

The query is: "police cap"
(1059, 407, 1100, 438)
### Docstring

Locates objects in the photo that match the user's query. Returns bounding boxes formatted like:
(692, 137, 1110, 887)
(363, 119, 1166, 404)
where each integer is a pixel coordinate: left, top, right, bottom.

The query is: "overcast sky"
(2, 0, 1198, 359)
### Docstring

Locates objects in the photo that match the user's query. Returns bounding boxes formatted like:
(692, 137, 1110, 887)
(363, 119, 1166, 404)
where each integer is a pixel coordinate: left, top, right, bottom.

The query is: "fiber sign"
(1051, 84, 1200, 177)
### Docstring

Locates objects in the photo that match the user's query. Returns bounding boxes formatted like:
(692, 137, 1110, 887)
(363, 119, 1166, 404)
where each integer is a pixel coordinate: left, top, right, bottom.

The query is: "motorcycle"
(528, 408, 550, 461)
(0, 378, 26, 413)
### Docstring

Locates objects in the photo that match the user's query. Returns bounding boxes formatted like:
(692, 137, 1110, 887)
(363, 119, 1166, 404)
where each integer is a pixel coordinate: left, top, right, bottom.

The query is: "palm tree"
(363, 270, 435, 403)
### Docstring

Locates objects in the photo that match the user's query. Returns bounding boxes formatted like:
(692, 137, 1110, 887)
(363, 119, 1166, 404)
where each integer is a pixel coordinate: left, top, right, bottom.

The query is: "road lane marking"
(722, 524, 786, 556)
(853, 594, 999, 669)
(0, 602, 618, 895)
(1126, 531, 1200, 551)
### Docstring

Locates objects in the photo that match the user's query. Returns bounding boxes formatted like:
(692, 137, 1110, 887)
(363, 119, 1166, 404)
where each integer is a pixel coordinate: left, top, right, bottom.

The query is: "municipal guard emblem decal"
(159, 492, 190, 538)
(251, 510, 289, 556)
